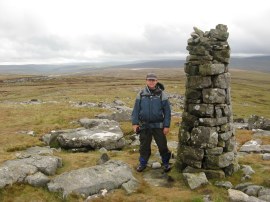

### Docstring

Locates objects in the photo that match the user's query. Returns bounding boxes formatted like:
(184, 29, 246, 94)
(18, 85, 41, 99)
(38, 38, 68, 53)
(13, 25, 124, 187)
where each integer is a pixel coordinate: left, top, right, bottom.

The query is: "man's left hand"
(163, 127, 170, 135)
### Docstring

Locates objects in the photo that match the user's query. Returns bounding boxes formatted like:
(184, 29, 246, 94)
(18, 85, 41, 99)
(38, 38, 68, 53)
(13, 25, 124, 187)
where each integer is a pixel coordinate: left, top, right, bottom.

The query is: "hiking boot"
(164, 164, 171, 172)
(136, 164, 147, 172)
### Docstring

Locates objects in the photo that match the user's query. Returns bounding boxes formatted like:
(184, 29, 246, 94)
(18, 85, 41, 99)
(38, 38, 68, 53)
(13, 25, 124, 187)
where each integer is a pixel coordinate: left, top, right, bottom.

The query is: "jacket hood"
(157, 82, 165, 91)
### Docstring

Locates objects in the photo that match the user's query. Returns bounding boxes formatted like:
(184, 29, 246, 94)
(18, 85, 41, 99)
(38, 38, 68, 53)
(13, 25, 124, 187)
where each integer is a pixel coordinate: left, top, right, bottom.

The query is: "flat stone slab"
(142, 168, 174, 188)
(253, 130, 270, 137)
(17, 146, 56, 157)
(47, 160, 136, 198)
(57, 129, 125, 150)
(0, 155, 62, 188)
(239, 139, 262, 153)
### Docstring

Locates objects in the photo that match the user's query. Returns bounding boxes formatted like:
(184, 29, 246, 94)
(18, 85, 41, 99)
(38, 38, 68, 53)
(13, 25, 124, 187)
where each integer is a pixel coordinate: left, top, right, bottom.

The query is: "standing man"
(132, 73, 171, 172)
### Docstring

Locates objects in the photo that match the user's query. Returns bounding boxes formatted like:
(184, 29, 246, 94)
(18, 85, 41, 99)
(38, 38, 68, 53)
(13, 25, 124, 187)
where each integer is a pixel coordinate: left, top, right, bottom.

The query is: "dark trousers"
(139, 128, 170, 164)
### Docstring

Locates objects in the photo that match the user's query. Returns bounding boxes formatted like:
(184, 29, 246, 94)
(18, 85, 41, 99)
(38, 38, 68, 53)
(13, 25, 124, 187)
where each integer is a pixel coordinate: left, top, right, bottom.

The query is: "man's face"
(146, 79, 158, 89)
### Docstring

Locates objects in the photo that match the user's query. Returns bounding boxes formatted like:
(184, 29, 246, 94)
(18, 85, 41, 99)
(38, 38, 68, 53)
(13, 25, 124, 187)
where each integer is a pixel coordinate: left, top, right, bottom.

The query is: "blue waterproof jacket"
(132, 83, 171, 129)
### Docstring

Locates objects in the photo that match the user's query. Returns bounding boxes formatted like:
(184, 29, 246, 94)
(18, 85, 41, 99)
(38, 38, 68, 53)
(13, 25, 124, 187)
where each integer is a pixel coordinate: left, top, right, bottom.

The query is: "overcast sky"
(0, 0, 270, 64)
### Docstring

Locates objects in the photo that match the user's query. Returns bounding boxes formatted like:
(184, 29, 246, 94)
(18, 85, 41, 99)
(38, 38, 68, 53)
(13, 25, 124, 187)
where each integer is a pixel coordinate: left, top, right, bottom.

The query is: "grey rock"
(25, 172, 50, 187)
(253, 130, 270, 137)
(183, 166, 225, 179)
(258, 187, 270, 197)
(3, 155, 62, 176)
(241, 175, 252, 182)
(99, 147, 108, 153)
(239, 139, 262, 153)
(206, 152, 235, 169)
(47, 160, 135, 198)
(188, 104, 214, 117)
(219, 131, 233, 141)
(179, 145, 204, 168)
(228, 189, 249, 202)
(78, 118, 122, 133)
(151, 162, 162, 169)
(199, 117, 228, 127)
(202, 88, 226, 104)
(96, 110, 132, 122)
(243, 185, 263, 197)
(183, 172, 208, 190)
(199, 64, 225, 76)
(113, 100, 125, 106)
(235, 182, 254, 192)
(187, 76, 212, 89)
(205, 147, 223, 155)
(258, 195, 270, 202)
(57, 127, 125, 150)
(258, 195, 270, 201)
(247, 196, 266, 202)
(261, 145, 270, 153)
(234, 122, 249, 130)
(0, 155, 62, 188)
(262, 153, 270, 160)
(215, 181, 233, 189)
(191, 126, 218, 148)
(96, 153, 110, 165)
(213, 73, 231, 89)
(242, 165, 255, 176)
(22, 146, 55, 156)
(0, 164, 38, 188)
(143, 169, 175, 187)
(121, 178, 139, 195)
(248, 115, 270, 130)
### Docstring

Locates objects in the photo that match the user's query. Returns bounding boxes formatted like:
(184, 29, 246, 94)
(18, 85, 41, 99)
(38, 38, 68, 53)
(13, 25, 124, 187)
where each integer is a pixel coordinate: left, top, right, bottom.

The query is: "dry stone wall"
(177, 24, 239, 176)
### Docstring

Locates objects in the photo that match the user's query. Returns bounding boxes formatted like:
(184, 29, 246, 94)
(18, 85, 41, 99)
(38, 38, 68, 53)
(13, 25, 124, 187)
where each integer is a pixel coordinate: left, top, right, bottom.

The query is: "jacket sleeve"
(162, 93, 171, 128)
(131, 93, 141, 125)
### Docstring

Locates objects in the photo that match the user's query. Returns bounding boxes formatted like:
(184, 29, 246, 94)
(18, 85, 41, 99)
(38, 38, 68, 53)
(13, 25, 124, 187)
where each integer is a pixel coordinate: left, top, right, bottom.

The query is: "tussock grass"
(0, 68, 270, 201)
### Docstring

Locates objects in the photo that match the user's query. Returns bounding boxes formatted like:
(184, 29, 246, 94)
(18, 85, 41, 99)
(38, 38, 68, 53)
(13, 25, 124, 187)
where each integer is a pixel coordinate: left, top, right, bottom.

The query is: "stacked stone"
(177, 24, 238, 177)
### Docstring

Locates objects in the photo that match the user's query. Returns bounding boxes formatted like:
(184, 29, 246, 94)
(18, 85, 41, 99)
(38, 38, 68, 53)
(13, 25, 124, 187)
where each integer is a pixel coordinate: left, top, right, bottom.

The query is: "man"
(132, 73, 171, 172)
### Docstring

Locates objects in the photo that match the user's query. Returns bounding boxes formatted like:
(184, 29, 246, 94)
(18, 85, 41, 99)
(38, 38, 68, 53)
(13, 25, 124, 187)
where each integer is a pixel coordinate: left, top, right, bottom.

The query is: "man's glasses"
(146, 79, 157, 82)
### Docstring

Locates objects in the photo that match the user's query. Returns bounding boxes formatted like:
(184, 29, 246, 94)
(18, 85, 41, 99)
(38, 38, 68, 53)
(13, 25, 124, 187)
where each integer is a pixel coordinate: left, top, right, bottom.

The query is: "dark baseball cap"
(146, 73, 157, 80)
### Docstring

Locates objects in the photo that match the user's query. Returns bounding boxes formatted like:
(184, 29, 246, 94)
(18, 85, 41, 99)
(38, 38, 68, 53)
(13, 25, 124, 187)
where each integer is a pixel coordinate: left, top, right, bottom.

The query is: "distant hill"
(229, 55, 270, 71)
(0, 56, 269, 75)
(111, 56, 270, 72)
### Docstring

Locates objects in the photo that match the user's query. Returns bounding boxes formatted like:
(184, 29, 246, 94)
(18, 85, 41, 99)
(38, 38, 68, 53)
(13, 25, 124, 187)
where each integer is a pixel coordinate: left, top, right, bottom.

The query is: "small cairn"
(176, 24, 239, 177)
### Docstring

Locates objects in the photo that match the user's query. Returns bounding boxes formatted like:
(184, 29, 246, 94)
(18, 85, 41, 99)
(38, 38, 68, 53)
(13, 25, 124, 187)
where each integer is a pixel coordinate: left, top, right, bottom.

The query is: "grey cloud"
(1, 5, 270, 64)
(89, 24, 189, 55)
(229, 9, 270, 55)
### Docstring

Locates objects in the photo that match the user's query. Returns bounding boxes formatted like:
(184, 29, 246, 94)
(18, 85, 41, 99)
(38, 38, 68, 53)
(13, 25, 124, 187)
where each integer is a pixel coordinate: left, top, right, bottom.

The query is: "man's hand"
(163, 127, 170, 135)
(132, 125, 139, 133)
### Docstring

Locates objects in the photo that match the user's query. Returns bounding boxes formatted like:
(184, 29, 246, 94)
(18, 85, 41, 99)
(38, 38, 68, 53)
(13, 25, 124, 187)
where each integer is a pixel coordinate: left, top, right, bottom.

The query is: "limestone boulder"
(49, 119, 126, 150)
(0, 155, 62, 188)
(57, 129, 125, 150)
(183, 172, 208, 190)
(248, 115, 270, 131)
(47, 160, 137, 198)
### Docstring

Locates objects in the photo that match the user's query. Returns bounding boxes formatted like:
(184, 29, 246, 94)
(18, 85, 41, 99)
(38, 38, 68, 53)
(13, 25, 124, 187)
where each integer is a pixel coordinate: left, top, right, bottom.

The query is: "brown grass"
(0, 68, 270, 201)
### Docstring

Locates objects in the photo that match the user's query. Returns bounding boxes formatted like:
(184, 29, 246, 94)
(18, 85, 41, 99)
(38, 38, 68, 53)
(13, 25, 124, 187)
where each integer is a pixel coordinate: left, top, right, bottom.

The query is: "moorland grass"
(0, 68, 269, 201)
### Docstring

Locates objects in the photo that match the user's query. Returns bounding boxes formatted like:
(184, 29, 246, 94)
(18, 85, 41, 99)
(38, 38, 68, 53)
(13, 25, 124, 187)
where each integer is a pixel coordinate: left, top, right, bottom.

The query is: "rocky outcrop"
(42, 118, 126, 150)
(177, 24, 238, 178)
(248, 115, 270, 131)
(0, 147, 62, 188)
(239, 139, 270, 154)
(48, 160, 138, 198)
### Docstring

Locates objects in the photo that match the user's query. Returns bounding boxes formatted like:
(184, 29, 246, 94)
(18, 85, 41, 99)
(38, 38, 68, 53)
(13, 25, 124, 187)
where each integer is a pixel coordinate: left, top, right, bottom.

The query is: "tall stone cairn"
(176, 24, 239, 177)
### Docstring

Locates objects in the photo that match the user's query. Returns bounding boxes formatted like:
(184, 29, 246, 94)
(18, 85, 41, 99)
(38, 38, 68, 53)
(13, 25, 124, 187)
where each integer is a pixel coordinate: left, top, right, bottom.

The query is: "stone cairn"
(176, 24, 239, 177)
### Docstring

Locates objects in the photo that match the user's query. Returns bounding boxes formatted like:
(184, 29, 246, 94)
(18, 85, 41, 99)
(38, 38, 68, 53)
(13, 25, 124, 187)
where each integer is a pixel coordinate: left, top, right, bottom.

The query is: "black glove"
(135, 127, 141, 134)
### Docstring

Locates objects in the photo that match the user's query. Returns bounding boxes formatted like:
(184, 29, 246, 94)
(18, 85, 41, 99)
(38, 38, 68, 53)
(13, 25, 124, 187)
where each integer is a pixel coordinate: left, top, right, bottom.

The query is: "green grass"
(0, 68, 270, 201)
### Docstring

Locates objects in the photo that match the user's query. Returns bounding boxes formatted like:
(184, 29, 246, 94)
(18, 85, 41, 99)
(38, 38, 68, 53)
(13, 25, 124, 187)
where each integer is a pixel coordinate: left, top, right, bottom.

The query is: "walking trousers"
(139, 128, 170, 163)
